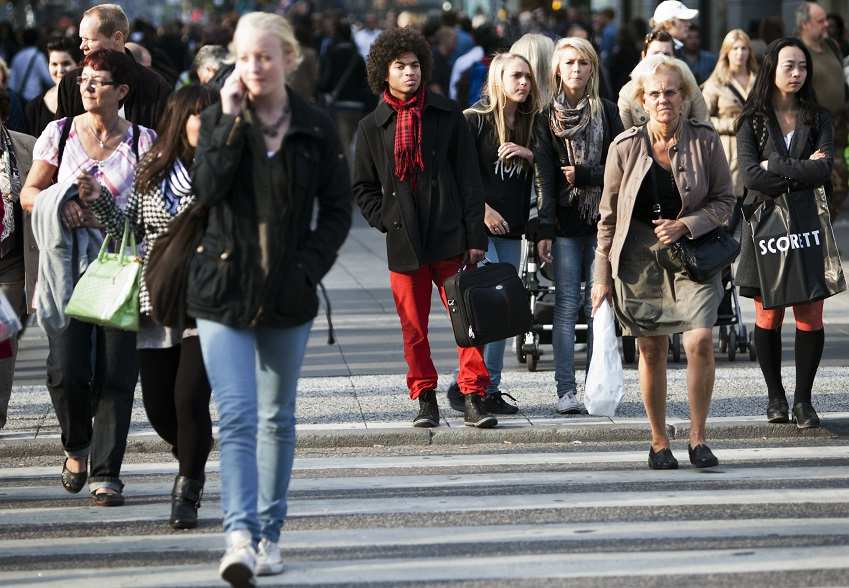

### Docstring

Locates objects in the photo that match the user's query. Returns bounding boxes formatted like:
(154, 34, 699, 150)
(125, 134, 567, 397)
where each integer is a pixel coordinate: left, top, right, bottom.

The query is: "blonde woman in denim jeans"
(534, 37, 623, 414)
(190, 13, 351, 587)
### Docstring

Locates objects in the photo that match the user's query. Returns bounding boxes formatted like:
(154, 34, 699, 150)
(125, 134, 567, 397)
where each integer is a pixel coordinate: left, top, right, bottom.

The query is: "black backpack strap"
(53, 117, 72, 183)
(131, 122, 140, 161)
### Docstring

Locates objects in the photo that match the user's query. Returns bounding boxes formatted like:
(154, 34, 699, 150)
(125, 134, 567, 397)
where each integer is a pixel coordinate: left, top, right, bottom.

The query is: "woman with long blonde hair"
(534, 37, 623, 415)
(702, 29, 758, 214)
(445, 53, 538, 415)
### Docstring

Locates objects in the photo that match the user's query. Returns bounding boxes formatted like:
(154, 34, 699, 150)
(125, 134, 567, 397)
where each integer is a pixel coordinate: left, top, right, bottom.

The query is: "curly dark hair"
(366, 26, 433, 96)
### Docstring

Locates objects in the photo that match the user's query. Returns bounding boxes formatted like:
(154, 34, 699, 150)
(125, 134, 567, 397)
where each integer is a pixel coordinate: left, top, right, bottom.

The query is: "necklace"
(253, 104, 291, 138)
(88, 116, 121, 149)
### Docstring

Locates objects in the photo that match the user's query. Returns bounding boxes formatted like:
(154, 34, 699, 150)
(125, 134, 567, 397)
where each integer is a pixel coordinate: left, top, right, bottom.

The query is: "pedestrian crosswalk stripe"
(2, 444, 847, 481)
(3, 464, 848, 502)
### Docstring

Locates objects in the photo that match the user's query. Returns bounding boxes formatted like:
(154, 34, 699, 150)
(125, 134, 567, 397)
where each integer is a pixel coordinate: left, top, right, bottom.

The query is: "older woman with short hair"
(591, 55, 735, 470)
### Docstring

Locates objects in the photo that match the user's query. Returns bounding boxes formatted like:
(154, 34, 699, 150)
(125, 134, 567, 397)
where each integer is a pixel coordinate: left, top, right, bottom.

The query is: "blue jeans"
(196, 319, 312, 545)
(552, 235, 596, 397)
(483, 237, 523, 393)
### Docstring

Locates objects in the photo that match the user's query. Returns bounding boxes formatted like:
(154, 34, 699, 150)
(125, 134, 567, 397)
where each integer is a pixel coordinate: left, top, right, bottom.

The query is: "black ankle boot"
(170, 475, 204, 530)
(463, 393, 497, 428)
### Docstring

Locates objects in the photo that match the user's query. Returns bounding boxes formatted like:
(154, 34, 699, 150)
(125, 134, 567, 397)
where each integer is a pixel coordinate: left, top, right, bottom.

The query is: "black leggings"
(139, 336, 212, 480)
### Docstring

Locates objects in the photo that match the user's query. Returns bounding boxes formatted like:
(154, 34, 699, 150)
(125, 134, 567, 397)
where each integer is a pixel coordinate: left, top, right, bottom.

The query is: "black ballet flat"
(648, 446, 679, 470)
(766, 398, 790, 423)
(61, 458, 87, 494)
(688, 443, 719, 468)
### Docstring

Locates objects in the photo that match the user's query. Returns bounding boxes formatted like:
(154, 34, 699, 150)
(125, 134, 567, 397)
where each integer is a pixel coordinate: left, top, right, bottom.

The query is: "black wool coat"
(736, 109, 833, 297)
(188, 91, 352, 328)
(352, 91, 488, 272)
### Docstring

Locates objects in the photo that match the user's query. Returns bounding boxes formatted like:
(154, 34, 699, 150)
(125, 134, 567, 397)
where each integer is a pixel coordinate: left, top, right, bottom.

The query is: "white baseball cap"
(653, 1, 699, 23)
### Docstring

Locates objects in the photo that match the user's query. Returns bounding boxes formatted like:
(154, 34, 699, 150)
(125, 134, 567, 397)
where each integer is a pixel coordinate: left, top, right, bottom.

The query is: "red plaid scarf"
(383, 87, 426, 188)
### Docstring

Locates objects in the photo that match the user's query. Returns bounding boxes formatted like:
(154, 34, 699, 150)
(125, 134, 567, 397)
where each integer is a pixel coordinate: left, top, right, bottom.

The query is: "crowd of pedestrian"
(0, 1, 845, 586)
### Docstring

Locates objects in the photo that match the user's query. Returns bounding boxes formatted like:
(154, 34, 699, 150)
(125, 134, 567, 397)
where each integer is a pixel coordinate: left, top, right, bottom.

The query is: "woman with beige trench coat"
(591, 55, 735, 471)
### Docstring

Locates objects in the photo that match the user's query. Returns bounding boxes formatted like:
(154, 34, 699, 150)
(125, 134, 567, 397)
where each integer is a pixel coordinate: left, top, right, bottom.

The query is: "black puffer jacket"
(188, 91, 352, 328)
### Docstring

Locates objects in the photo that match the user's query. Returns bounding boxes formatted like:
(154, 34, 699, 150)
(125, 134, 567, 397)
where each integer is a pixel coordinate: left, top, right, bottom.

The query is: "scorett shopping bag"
(584, 300, 624, 417)
(65, 220, 140, 331)
(748, 186, 846, 309)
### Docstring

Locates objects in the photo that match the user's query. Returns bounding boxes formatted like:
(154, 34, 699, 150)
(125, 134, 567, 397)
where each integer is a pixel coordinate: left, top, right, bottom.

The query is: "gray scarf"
(550, 93, 604, 223)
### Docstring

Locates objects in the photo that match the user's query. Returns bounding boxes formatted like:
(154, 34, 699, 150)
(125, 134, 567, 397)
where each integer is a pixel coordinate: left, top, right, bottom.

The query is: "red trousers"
(389, 257, 490, 399)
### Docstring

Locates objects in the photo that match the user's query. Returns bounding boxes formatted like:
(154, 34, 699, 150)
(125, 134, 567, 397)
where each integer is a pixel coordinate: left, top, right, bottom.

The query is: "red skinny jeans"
(389, 257, 490, 399)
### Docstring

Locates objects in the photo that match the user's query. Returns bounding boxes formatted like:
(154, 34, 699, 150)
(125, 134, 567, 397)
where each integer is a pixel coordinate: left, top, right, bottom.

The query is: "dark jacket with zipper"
(736, 109, 833, 297)
(534, 98, 622, 240)
(188, 91, 352, 328)
(352, 90, 487, 272)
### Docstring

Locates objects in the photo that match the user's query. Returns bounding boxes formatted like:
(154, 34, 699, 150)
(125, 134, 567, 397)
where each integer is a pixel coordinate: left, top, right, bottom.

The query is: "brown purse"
(145, 203, 207, 327)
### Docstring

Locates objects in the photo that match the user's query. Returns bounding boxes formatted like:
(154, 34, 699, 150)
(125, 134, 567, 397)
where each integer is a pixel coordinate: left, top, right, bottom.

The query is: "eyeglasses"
(76, 76, 118, 88)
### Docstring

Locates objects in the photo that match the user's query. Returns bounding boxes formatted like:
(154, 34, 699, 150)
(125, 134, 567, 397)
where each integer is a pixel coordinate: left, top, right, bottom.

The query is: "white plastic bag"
(584, 299, 624, 417)
(0, 290, 21, 342)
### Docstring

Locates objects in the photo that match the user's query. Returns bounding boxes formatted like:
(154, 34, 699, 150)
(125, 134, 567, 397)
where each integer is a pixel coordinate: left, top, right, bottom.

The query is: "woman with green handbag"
(81, 85, 219, 529)
(191, 13, 352, 586)
(21, 49, 156, 507)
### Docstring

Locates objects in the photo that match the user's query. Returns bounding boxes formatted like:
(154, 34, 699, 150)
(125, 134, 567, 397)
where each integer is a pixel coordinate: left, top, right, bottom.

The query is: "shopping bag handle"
(96, 219, 138, 265)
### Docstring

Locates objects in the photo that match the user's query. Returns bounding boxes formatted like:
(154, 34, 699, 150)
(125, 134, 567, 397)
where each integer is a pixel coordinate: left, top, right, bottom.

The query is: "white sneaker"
(256, 537, 285, 576)
(219, 530, 257, 587)
(556, 391, 582, 414)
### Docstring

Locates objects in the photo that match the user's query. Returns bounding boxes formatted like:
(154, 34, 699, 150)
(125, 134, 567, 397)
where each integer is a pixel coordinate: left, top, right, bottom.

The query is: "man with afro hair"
(352, 26, 496, 429)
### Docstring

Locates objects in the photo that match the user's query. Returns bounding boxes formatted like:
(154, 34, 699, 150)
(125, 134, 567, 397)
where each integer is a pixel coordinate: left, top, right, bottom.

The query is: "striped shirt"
(33, 117, 157, 211)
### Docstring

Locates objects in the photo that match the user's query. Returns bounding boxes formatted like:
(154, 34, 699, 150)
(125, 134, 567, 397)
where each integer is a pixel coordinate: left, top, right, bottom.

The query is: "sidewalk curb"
(2, 418, 846, 459)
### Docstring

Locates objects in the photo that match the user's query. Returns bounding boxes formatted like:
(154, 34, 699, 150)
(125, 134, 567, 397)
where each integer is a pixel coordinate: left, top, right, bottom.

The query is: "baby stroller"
(514, 229, 588, 372)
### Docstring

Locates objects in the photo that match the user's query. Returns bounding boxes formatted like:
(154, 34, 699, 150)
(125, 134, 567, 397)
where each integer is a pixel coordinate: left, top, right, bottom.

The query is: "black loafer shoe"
(648, 447, 678, 470)
(792, 402, 821, 429)
(767, 398, 790, 423)
(61, 459, 87, 494)
(92, 490, 125, 507)
(688, 443, 719, 468)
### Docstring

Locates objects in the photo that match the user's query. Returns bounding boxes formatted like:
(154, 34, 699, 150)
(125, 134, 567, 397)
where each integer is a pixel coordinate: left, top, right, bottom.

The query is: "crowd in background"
(0, 3, 847, 149)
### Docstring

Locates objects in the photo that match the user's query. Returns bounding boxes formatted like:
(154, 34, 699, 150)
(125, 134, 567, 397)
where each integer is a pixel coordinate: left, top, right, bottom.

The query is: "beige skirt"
(613, 220, 723, 337)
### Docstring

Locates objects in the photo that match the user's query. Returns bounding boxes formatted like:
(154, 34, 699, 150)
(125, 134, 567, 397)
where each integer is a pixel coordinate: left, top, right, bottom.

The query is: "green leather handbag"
(65, 219, 141, 332)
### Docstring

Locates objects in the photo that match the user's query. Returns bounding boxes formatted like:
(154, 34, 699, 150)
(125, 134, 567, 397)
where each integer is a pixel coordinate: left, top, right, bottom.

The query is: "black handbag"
(645, 131, 739, 283)
(444, 262, 532, 348)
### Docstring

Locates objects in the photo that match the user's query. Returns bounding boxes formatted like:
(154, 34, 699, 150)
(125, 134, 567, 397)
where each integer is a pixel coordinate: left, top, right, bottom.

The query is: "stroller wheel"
(527, 353, 538, 372)
(670, 333, 682, 363)
(727, 329, 737, 362)
(515, 336, 527, 364)
(621, 336, 636, 364)
(718, 325, 728, 353)
(748, 329, 757, 361)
